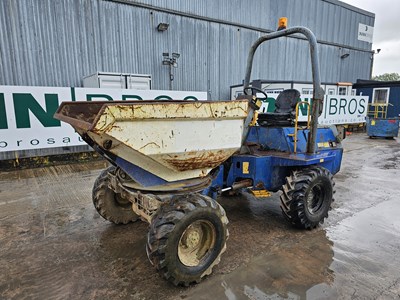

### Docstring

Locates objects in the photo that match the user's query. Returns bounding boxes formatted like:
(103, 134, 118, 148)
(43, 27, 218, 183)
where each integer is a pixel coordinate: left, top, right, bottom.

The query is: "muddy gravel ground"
(1, 133, 400, 300)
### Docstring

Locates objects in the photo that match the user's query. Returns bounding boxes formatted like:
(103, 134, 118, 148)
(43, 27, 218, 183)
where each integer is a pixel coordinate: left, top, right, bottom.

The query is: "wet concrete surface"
(0, 133, 399, 299)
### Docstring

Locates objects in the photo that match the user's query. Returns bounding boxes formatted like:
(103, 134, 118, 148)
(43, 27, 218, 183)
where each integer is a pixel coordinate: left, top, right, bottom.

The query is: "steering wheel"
(243, 86, 268, 100)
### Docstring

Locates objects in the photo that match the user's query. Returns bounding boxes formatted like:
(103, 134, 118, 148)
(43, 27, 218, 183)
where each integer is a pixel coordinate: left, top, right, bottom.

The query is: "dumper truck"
(55, 26, 343, 286)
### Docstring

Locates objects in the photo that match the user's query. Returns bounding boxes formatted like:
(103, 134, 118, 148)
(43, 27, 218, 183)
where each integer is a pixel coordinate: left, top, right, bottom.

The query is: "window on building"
(302, 88, 313, 95)
(351, 89, 356, 96)
(235, 91, 243, 99)
(265, 89, 284, 94)
(338, 87, 347, 95)
(328, 88, 335, 95)
(372, 88, 390, 104)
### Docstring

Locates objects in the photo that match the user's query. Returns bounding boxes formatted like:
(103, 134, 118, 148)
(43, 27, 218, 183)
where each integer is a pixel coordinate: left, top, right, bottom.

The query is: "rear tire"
(280, 166, 334, 229)
(92, 166, 139, 224)
(146, 193, 228, 286)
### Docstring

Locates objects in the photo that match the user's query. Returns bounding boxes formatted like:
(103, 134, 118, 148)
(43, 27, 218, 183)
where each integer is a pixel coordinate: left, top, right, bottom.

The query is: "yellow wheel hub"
(178, 220, 216, 267)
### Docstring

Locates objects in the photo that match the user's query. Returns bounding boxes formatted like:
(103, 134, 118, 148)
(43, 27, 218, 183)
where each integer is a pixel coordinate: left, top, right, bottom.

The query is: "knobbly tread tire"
(92, 166, 139, 225)
(280, 166, 334, 229)
(146, 193, 229, 286)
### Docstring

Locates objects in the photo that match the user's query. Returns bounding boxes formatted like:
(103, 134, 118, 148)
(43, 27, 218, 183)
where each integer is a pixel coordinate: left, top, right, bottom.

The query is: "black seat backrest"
(275, 89, 300, 114)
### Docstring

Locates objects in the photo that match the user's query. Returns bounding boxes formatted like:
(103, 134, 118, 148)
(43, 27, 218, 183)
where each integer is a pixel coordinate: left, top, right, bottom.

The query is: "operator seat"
(258, 89, 301, 127)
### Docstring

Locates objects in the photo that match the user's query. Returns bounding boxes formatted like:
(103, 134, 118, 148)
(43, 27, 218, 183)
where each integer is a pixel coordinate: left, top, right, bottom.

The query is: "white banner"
(320, 95, 368, 125)
(0, 86, 368, 153)
(258, 94, 368, 125)
(0, 86, 207, 152)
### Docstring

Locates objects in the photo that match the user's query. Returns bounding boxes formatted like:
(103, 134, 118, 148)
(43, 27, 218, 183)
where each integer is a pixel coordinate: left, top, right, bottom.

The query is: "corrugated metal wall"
(0, 0, 375, 100)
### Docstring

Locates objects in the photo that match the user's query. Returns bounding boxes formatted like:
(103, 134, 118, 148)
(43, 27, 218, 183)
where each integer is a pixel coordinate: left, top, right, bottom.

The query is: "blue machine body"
(366, 117, 400, 138)
(99, 124, 342, 199)
(204, 126, 343, 197)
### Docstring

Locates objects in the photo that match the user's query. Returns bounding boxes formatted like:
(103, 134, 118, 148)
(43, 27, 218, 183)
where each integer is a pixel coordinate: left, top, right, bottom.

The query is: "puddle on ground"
(182, 198, 400, 299)
(183, 228, 336, 300)
(326, 198, 400, 299)
(1, 134, 400, 299)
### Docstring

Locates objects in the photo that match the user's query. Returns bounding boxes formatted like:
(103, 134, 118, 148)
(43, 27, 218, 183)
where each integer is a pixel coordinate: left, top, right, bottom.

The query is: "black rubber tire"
(146, 193, 229, 286)
(280, 166, 334, 229)
(92, 166, 139, 225)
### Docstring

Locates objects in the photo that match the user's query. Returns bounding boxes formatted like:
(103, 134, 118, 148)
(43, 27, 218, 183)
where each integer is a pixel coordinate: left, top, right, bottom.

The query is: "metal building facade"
(354, 81, 400, 119)
(0, 0, 375, 100)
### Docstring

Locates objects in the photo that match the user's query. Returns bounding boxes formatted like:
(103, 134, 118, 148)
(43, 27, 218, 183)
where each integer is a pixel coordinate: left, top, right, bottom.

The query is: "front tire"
(92, 166, 139, 224)
(146, 194, 228, 286)
(280, 166, 334, 229)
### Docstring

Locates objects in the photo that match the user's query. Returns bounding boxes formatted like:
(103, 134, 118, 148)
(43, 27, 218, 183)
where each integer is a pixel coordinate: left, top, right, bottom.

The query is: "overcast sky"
(340, 0, 400, 76)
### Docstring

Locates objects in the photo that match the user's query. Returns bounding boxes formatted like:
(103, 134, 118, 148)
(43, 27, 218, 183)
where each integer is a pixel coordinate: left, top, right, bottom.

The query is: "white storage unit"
(126, 75, 152, 90)
(83, 72, 151, 90)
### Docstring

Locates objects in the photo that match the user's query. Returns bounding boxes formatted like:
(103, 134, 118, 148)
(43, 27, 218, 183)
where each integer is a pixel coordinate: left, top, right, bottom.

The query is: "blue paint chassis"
(96, 124, 343, 200)
(203, 126, 343, 198)
(93, 126, 343, 199)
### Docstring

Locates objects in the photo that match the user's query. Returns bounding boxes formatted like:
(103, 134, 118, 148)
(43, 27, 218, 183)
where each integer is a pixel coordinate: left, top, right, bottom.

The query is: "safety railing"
(288, 101, 311, 153)
(368, 103, 391, 119)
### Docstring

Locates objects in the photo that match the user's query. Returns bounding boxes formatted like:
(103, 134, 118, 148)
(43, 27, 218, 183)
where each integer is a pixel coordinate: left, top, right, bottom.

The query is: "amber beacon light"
(277, 17, 288, 30)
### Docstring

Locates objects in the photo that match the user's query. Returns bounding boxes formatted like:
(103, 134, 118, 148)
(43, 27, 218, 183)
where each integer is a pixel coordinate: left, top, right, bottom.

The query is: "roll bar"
(243, 26, 324, 154)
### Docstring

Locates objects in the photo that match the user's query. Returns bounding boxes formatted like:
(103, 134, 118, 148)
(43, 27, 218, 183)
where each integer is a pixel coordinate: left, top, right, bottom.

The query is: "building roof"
(354, 79, 400, 88)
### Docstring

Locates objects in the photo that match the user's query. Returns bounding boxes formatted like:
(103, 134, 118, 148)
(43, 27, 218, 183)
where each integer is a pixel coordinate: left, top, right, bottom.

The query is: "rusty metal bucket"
(55, 100, 249, 182)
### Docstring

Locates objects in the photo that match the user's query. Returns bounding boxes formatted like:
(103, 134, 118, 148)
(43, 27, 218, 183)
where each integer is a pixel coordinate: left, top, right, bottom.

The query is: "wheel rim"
(178, 220, 216, 267)
(306, 184, 324, 215)
(114, 193, 131, 209)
